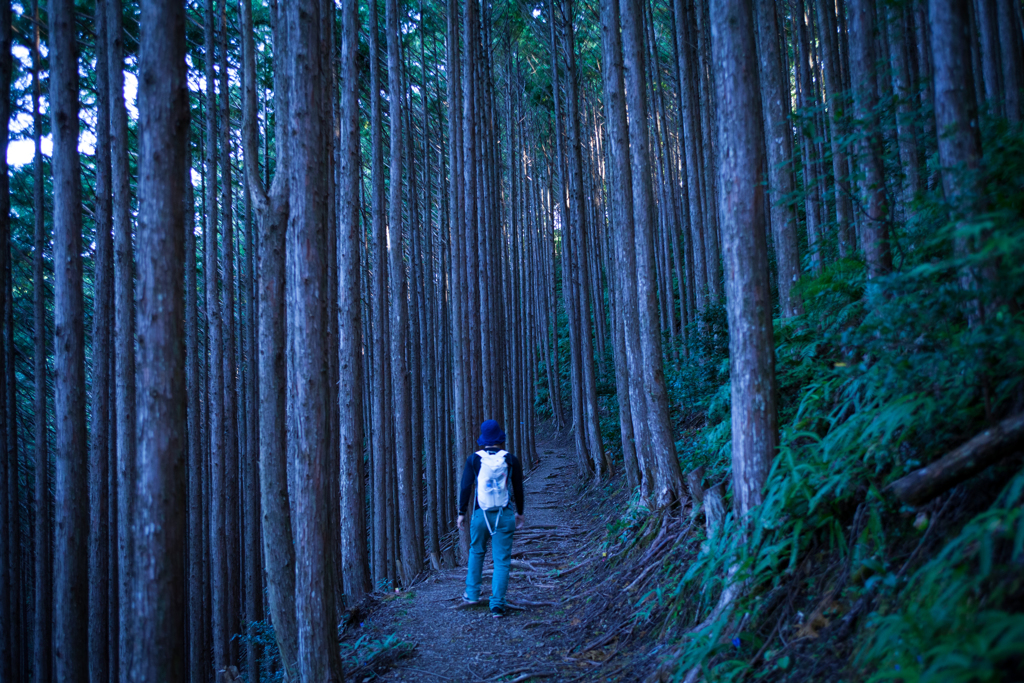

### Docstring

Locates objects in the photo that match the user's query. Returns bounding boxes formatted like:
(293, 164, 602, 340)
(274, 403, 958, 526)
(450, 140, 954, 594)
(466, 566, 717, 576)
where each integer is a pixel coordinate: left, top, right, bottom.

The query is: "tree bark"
(108, 0, 141, 674)
(710, 0, 779, 520)
(0, 0, 12, 679)
(31, 0, 52, 676)
(600, 0, 643, 492)
(794, 0, 824, 275)
(815, 0, 856, 256)
(997, 0, 1023, 121)
(90, 2, 113, 679)
(387, 0, 420, 588)
(131, 1, 189, 676)
(186, 139, 204, 683)
(283, 1, 343, 678)
(620, 0, 686, 508)
(930, 0, 985, 304)
(887, 4, 923, 207)
(218, 0, 241, 662)
(848, 0, 893, 282)
(50, 0, 89, 674)
(241, 0, 300, 676)
(203, 0, 227, 674)
(755, 0, 803, 317)
(338, 0, 372, 602)
(890, 413, 1024, 505)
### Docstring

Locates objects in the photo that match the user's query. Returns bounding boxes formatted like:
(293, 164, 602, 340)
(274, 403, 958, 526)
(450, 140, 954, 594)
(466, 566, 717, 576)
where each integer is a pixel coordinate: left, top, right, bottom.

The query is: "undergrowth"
(607, 123, 1024, 681)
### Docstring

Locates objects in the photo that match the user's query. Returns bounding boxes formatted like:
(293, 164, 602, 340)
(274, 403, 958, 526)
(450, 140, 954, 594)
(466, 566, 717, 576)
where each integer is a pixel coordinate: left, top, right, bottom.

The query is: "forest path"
(359, 431, 624, 682)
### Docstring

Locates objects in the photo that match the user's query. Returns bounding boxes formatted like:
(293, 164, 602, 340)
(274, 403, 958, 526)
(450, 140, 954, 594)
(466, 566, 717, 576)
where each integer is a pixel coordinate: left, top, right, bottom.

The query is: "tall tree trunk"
(420, 6, 441, 569)
(186, 141, 205, 683)
(562, 0, 608, 478)
(710, 0, 778, 519)
(218, 0, 241, 663)
(131, 1, 189, 676)
(284, 1, 343, 679)
(997, 0, 1023, 121)
(0, 0, 11, 679)
(369, 0, 390, 585)
(90, 2, 113, 679)
(338, 0, 371, 601)
(755, 0, 803, 317)
(241, 0, 299, 675)
(974, 0, 1001, 116)
(387, 0, 420, 588)
(31, 0, 52, 676)
(849, 0, 893, 282)
(887, 4, 923, 206)
(203, 0, 227, 674)
(109, 0, 140, 675)
(549, 0, 589, 476)
(815, 0, 855, 256)
(620, 0, 685, 508)
(795, 0, 824, 275)
(600, 0, 644, 492)
(930, 0, 984, 292)
(50, 0, 89, 675)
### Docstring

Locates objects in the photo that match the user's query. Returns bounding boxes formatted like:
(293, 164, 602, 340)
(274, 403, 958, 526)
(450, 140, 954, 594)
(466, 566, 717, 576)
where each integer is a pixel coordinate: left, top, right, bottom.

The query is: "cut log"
(889, 412, 1024, 506)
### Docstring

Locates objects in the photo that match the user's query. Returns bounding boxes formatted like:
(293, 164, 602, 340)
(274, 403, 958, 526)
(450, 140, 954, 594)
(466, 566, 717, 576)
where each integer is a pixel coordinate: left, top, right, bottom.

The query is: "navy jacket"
(458, 448, 525, 516)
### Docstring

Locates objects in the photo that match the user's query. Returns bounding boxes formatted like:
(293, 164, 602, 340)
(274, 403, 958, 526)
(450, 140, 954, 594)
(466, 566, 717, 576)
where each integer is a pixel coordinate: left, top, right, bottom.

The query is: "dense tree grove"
(0, 0, 1022, 679)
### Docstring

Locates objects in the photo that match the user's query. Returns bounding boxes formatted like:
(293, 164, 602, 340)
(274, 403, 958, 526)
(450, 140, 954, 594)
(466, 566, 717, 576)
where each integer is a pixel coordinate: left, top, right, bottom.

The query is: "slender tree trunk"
(283, 1, 343, 679)
(110, 0, 140, 676)
(90, 2, 113, 679)
(132, 2, 189, 676)
(31, 0, 52, 676)
(186, 140, 205, 683)
(600, 0, 643, 491)
(218, 0, 241, 663)
(794, 0, 824, 274)
(997, 0, 1023, 121)
(50, 0, 89, 674)
(386, 0, 419, 588)
(815, 0, 855, 256)
(241, 0, 299, 675)
(710, 0, 778, 519)
(369, 0, 390, 585)
(755, 0, 803, 317)
(620, 0, 686, 507)
(338, 0, 372, 601)
(203, 0, 227, 674)
(887, 4, 923, 206)
(849, 0, 892, 281)
(930, 0, 984, 291)
(0, 0, 11, 679)
(562, 0, 608, 478)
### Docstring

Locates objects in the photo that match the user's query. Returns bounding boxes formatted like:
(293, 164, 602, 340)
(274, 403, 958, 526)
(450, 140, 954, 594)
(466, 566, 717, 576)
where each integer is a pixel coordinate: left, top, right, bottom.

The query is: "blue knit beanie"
(477, 419, 506, 446)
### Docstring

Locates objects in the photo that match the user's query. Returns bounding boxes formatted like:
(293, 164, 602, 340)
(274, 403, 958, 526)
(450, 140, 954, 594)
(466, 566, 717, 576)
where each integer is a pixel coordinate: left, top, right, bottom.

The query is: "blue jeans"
(465, 507, 516, 610)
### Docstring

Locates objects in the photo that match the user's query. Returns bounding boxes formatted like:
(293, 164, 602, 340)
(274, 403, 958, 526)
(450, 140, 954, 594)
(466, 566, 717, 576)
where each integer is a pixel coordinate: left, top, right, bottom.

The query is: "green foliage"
(625, 121, 1024, 680)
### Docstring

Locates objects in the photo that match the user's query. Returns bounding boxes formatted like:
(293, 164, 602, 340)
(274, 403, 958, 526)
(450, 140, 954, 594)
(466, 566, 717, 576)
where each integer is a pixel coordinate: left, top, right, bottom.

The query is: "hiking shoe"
(490, 606, 505, 618)
(461, 593, 478, 605)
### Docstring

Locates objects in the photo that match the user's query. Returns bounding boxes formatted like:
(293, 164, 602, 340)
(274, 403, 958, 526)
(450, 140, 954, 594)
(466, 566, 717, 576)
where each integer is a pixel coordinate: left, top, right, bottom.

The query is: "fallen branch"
(889, 412, 1024, 505)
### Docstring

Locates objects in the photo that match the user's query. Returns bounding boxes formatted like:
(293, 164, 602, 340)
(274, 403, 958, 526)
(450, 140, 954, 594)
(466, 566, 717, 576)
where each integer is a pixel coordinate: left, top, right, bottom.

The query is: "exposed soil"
(350, 430, 641, 683)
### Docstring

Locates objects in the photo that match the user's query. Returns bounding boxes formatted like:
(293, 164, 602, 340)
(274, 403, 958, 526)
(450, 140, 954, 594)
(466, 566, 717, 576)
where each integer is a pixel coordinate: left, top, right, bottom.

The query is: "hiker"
(458, 419, 525, 617)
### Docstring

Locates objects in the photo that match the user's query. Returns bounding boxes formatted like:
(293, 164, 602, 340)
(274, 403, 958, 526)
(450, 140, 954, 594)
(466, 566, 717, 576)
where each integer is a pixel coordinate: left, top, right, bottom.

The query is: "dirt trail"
(356, 432, 628, 682)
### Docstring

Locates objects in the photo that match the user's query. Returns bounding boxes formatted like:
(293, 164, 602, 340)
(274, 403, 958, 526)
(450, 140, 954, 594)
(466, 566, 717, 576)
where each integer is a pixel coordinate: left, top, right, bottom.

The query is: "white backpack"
(474, 449, 510, 534)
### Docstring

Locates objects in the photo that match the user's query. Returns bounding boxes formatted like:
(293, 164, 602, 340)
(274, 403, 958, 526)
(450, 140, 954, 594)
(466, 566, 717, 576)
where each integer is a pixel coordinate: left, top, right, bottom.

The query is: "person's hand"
(515, 514, 525, 530)
(457, 515, 465, 530)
